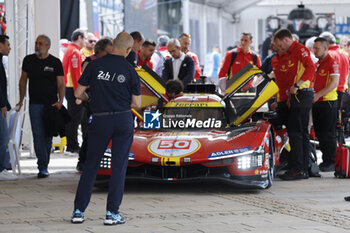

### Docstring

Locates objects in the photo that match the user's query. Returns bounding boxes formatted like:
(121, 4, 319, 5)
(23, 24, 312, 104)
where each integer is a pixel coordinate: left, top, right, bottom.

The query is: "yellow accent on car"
(139, 95, 160, 109)
(161, 157, 181, 166)
(233, 80, 279, 126)
(131, 108, 143, 120)
(225, 66, 262, 95)
(136, 67, 166, 95)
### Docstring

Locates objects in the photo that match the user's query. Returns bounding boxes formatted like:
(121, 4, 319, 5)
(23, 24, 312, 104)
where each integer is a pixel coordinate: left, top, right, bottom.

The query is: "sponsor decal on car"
(143, 110, 161, 129)
(147, 138, 201, 157)
(208, 146, 251, 160)
(144, 110, 222, 129)
(265, 137, 269, 147)
(104, 148, 111, 155)
(105, 148, 135, 160)
(163, 118, 222, 128)
(255, 169, 268, 175)
(153, 132, 190, 137)
(166, 102, 223, 108)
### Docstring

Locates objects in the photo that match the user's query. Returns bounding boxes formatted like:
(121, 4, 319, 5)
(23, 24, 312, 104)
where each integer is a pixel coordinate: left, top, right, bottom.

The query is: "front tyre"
(266, 156, 274, 189)
(266, 133, 275, 189)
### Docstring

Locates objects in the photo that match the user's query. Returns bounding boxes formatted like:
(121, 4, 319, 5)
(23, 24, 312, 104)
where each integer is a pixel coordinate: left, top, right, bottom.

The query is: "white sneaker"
(0, 169, 18, 180)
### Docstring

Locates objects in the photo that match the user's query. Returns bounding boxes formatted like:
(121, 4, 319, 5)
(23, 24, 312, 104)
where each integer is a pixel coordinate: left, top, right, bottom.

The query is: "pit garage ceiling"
(191, 0, 350, 14)
(191, 0, 262, 15)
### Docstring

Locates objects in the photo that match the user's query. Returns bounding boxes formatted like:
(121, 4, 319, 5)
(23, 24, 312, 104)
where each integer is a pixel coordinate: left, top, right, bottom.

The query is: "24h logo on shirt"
(97, 71, 117, 81)
(143, 110, 161, 129)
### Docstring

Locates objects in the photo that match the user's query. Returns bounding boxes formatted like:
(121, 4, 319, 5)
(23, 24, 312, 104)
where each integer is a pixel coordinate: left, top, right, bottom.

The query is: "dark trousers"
(336, 91, 345, 143)
(29, 104, 53, 171)
(65, 87, 84, 150)
(312, 101, 337, 165)
(277, 90, 313, 172)
(78, 102, 90, 163)
(0, 113, 9, 171)
(74, 111, 133, 213)
(337, 91, 344, 112)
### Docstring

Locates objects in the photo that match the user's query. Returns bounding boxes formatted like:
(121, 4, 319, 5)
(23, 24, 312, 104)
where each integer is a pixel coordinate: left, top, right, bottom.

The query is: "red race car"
(96, 64, 288, 189)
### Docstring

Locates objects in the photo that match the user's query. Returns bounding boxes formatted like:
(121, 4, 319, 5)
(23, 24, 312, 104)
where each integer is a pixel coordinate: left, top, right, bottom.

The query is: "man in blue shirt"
(71, 32, 141, 225)
(203, 45, 222, 84)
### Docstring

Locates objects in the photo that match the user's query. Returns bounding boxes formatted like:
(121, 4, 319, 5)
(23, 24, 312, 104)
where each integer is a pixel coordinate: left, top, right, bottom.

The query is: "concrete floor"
(1, 152, 350, 233)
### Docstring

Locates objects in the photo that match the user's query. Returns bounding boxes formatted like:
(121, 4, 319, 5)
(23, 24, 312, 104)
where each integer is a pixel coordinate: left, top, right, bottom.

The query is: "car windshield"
(162, 107, 226, 129)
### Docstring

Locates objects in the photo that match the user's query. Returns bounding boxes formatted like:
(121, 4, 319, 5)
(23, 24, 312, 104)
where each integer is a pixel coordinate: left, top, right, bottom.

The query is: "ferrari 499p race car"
(96, 64, 288, 189)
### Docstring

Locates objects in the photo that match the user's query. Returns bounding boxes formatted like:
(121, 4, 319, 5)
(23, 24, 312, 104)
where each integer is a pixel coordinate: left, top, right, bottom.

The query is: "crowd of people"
(0, 26, 350, 224)
(269, 30, 349, 180)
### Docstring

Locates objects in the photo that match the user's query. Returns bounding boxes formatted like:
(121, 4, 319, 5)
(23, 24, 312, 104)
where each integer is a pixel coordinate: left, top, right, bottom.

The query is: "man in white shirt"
(161, 38, 195, 89)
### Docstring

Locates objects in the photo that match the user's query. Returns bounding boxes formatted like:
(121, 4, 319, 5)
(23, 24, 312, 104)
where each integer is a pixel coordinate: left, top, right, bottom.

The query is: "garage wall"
(34, 0, 60, 57)
(188, 1, 234, 65)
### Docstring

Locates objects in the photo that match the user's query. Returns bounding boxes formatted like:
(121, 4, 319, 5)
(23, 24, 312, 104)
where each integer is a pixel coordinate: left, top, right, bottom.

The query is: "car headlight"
(237, 146, 265, 170)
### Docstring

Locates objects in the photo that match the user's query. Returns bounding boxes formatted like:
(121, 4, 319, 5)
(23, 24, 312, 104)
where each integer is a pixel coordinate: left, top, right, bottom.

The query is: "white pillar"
(85, 0, 93, 32)
(6, 0, 17, 107)
(7, 0, 60, 151)
(182, 0, 190, 33)
(34, 0, 60, 58)
(200, 3, 207, 63)
(218, 9, 223, 56)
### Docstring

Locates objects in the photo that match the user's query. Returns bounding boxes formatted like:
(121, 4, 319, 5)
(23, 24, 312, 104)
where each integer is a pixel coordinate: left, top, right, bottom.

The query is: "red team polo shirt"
(218, 46, 262, 78)
(185, 50, 202, 80)
(328, 45, 349, 93)
(137, 51, 153, 69)
(271, 41, 315, 102)
(62, 43, 83, 90)
(271, 53, 289, 102)
(314, 53, 339, 102)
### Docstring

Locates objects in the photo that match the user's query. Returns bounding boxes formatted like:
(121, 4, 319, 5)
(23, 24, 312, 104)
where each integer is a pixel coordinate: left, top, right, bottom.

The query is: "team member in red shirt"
(319, 32, 349, 110)
(62, 29, 85, 154)
(312, 37, 340, 172)
(272, 29, 315, 180)
(218, 33, 261, 79)
(137, 39, 156, 69)
(179, 33, 201, 80)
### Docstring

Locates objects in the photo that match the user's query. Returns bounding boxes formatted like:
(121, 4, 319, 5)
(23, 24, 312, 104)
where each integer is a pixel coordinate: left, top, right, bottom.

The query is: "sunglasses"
(88, 40, 97, 43)
(182, 33, 191, 38)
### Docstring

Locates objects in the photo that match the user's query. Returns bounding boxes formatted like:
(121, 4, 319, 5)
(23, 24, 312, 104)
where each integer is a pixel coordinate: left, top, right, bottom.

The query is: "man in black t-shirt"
(16, 35, 64, 178)
(71, 32, 141, 225)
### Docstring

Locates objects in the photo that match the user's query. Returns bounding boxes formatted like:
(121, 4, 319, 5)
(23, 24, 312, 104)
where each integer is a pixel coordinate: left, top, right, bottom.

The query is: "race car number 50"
(148, 138, 201, 157)
(158, 140, 191, 149)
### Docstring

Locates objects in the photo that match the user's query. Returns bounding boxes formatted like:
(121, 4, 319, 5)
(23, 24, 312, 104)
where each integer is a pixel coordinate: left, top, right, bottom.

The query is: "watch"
(294, 83, 299, 89)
